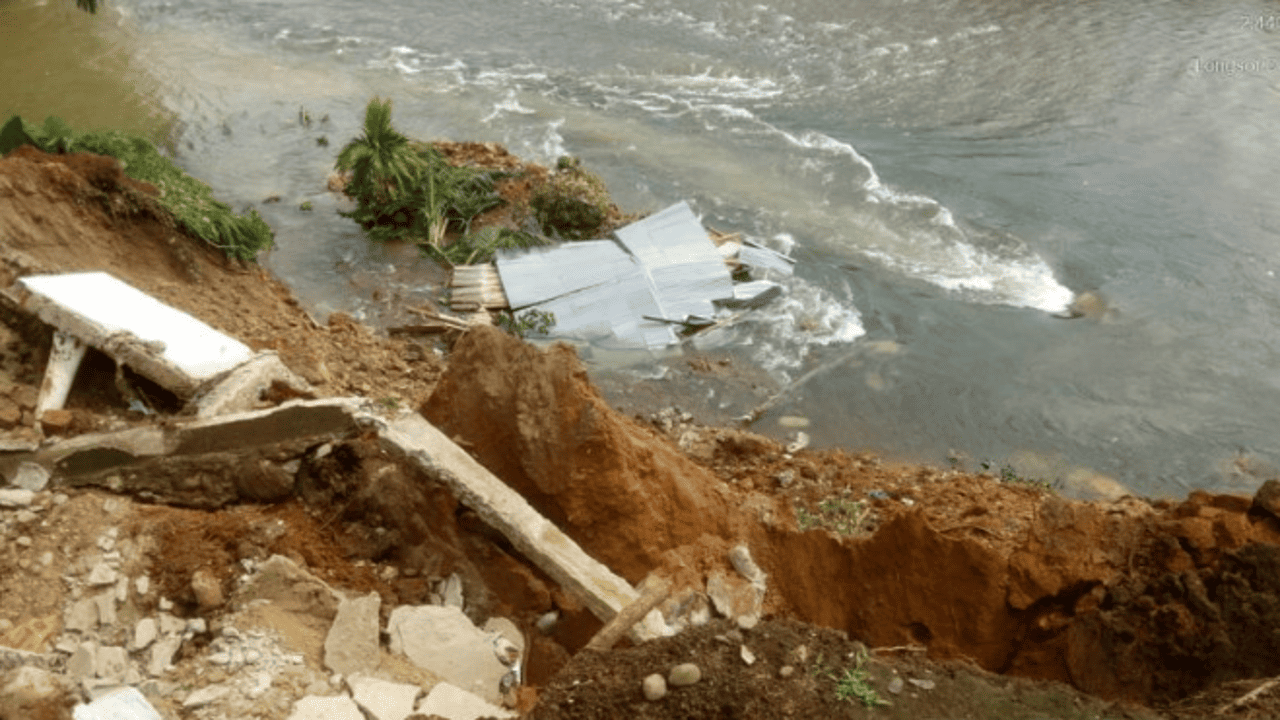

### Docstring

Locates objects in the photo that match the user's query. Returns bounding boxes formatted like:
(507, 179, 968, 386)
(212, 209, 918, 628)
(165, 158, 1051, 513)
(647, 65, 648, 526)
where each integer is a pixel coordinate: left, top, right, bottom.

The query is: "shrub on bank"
(334, 98, 506, 249)
(0, 115, 274, 261)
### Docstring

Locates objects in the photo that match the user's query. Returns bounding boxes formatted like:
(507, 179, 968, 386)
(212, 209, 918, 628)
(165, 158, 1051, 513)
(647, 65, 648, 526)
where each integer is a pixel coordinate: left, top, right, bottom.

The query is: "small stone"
(324, 592, 381, 676)
(535, 611, 559, 634)
(775, 469, 795, 488)
(102, 498, 124, 515)
(779, 665, 794, 679)
(136, 575, 151, 596)
(191, 569, 224, 611)
(115, 577, 129, 603)
(668, 663, 702, 687)
(286, 694, 365, 720)
(0, 488, 34, 507)
(15, 536, 31, 547)
(642, 673, 667, 701)
(52, 493, 68, 505)
(888, 676, 904, 694)
(133, 618, 158, 650)
(740, 645, 756, 665)
(87, 562, 118, 586)
(14, 510, 36, 524)
(442, 573, 465, 609)
(9, 462, 50, 492)
(39, 551, 52, 567)
(38, 409, 73, 435)
(158, 597, 173, 612)
(908, 678, 936, 690)
(186, 618, 207, 635)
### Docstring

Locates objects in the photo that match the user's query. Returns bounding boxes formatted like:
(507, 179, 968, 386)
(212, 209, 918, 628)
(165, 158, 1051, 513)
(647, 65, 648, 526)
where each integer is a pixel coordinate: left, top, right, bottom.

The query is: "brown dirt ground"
(2, 143, 1280, 719)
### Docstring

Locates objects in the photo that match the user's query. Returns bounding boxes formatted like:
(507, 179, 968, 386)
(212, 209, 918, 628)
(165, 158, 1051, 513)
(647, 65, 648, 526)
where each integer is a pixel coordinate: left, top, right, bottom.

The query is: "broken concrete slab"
(416, 681, 517, 720)
(386, 605, 508, 704)
(323, 592, 380, 677)
(347, 675, 421, 720)
(192, 351, 314, 419)
(17, 271, 255, 401)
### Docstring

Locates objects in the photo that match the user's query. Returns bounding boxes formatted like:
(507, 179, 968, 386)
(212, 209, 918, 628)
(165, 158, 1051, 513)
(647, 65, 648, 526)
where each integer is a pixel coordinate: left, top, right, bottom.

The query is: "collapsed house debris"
(450, 201, 795, 348)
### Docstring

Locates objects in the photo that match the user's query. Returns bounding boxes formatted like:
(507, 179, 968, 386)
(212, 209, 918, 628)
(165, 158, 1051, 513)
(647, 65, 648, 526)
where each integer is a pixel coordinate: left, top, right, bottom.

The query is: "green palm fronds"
(334, 98, 504, 248)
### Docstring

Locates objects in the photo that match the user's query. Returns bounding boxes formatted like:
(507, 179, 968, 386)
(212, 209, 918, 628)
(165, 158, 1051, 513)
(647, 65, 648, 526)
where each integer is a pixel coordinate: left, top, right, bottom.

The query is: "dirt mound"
(528, 618, 1156, 720)
(423, 325, 778, 585)
(0, 146, 443, 408)
(424, 326, 1280, 710)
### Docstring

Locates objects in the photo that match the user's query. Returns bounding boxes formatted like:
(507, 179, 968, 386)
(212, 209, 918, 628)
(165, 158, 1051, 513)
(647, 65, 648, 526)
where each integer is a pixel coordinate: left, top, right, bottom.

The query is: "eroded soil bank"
(2, 145, 1280, 719)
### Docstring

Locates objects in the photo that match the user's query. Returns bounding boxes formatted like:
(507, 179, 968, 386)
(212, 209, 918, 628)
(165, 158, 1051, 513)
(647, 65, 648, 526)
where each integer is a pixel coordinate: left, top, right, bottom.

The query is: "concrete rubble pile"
(0, 272, 772, 719)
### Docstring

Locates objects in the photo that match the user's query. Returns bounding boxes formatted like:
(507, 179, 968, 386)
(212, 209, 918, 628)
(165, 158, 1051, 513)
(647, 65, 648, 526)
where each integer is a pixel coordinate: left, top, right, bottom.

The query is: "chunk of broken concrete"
(386, 605, 510, 704)
(94, 646, 128, 683)
(132, 618, 157, 651)
(348, 675, 421, 720)
(67, 641, 97, 680)
(324, 592, 381, 677)
(416, 682, 517, 720)
(65, 597, 99, 633)
(286, 694, 366, 720)
(706, 568, 763, 629)
(193, 351, 313, 419)
(9, 462, 50, 492)
(147, 635, 182, 677)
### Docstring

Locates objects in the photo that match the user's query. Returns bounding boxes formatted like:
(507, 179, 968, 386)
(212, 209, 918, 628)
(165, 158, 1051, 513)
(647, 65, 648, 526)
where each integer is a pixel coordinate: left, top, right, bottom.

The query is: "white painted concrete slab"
(19, 272, 253, 397)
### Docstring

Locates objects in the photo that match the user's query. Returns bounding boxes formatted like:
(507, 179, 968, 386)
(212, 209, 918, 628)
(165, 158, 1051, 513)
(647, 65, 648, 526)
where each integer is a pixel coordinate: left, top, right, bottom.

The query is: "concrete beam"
(368, 409, 670, 641)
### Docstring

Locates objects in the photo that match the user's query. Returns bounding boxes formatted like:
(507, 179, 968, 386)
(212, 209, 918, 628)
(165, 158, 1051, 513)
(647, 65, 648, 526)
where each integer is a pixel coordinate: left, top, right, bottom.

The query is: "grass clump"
(980, 461, 1062, 494)
(796, 491, 869, 536)
(528, 156, 612, 240)
(0, 115, 273, 261)
(812, 649, 890, 709)
(335, 98, 505, 248)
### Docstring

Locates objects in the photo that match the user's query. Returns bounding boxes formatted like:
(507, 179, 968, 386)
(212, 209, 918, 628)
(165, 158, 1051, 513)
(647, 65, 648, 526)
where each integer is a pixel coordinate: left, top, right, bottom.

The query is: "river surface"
(5, 0, 1280, 497)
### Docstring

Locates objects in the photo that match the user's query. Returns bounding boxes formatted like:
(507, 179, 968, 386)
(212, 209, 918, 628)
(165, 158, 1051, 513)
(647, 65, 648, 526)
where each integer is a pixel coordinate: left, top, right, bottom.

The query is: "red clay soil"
(425, 325, 1280, 712)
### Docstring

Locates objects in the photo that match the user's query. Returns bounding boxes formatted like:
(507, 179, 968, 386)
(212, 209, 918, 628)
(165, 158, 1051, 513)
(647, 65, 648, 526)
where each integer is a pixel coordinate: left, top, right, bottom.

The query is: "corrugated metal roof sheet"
(493, 201, 775, 349)
(614, 201, 735, 322)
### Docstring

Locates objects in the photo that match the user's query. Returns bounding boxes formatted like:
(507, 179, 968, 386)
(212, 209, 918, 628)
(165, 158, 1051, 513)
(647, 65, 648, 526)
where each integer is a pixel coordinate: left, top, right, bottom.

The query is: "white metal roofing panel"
(496, 240, 635, 309)
(614, 201, 735, 321)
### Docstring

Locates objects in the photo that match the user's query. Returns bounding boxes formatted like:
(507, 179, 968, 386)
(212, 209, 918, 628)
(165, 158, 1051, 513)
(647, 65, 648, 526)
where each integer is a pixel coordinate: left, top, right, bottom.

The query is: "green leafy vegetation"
(299, 200, 314, 212)
(334, 98, 505, 248)
(796, 492, 868, 536)
(528, 156, 613, 240)
(429, 226, 552, 266)
(979, 461, 1062, 494)
(0, 115, 274, 261)
(812, 649, 890, 709)
(495, 308, 557, 338)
